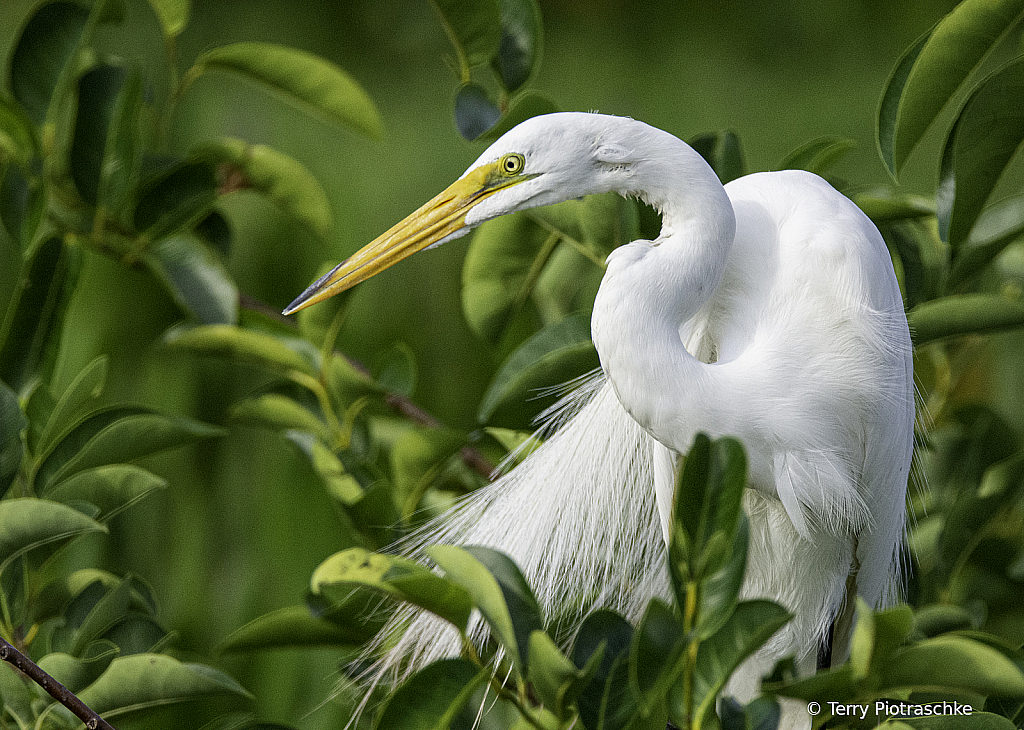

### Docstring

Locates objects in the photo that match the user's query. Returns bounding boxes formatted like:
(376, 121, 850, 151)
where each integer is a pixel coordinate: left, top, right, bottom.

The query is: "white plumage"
(285, 113, 914, 726)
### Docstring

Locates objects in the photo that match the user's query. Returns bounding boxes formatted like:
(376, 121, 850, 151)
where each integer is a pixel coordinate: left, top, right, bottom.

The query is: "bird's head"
(283, 112, 648, 314)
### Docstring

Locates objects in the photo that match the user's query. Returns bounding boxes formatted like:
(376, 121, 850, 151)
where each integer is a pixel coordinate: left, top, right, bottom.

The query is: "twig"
(0, 636, 116, 730)
(239, 293, 497, 478)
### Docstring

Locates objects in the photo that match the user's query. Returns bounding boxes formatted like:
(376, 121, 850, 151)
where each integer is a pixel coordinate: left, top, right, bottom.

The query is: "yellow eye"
(500, 153, 525, 175)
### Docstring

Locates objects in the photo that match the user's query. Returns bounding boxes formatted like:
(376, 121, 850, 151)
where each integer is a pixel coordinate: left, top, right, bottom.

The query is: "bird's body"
(284, 113, 914, 724)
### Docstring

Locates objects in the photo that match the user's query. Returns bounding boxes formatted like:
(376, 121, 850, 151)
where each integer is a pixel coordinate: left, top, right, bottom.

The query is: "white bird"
(284, 112, 914, 725)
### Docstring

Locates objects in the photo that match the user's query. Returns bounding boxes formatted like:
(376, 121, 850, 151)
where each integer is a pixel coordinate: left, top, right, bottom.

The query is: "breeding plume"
(285, 113, 914, 721)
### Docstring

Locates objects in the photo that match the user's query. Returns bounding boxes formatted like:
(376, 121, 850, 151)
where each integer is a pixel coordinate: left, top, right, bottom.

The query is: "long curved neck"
(591, 132, 737, 456)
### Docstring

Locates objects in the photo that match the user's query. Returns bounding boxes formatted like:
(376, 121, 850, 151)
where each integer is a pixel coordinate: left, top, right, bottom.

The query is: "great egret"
(284, 112, 914, 724)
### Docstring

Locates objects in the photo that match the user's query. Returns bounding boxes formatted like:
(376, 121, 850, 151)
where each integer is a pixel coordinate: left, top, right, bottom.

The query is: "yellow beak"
(283, 159, 532, 315)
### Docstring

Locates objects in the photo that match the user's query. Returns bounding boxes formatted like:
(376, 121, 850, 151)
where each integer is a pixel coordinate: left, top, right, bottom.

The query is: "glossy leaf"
(230, 394, 327, 438)
(689, 130, 745, 184)
(95, 67, 143, 217)
(854, 191, 934, 223)
(76, 653, 252, 718)
(571, 610, 636, 730)
(455, 83, 501, 140)
(9, 1, 90, 125)
(391, 427, 466, 520)
(878, 0, 1024, 176)
(218, 605, 370, 652)
(427, 544, 538, 671)
(375, 341, 417, 398)
(431, 0, 501, 71)
(494, 0, 543, 91)
(687, 600, 792, 729)
(778, 136, 856, 175)
(285, 431, 362, 505)
(43, 464, 167, 522)
(0, 95, 37, 163)
(630, 599, 685, 716)
(374, 658, 487, 730)
(133, 160, 218, 240)
(67, 577, 134, 656)
(0, 380, 26, 496)
(695, 514, 750, 639)
(848, 600, 915, 681)
(479, 89, 558, 141)
(0, 498, 105, 574)
(477, 312, 599, 428)
(908, 294, 1024, 345)
(35, 408, 223, 490)
(528, 629, 601, 720)
(311, 547, 473, 632)
(947, 196, 1024, 290)
(192, 42, 382, 139)
(937, 58, 1024, 245)
(69, 64, 124, 206)
(143, 233, 238, 324)
(37, 642, 118, 696)
(0, 156, 46, 254)
(164, 323, 318, 376)
(880, 635, 1024, 696)
(0, 237, 82, 394)
(36, 356, 108, 457)
(147, 0, 190, 38)
(200, 137, 332, 236)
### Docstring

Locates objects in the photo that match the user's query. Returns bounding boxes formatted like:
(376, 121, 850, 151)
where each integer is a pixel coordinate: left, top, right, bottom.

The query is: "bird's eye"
(501, 153, 525, 175)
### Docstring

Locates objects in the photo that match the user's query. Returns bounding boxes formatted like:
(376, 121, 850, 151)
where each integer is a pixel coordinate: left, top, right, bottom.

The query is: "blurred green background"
(1, 0, 982, 726)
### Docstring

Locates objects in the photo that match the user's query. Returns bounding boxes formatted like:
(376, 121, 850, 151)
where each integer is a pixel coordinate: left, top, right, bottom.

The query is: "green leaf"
(0, 380, 26, 496)
(478, 90, 558, 141)
(0, 94, 38, 164)
(391, 428, 466, 520)
(146, 0, 190, 38)
(0, 155, 46, 254)
(426, 544, 539, 671)
(848, 599, 914, 681)
(76, 654, 251, 718)
(854, 191, 934, 223)
(494, 0, 543, 92)
(687, 600, 792, 729)
(311, 547, 473, 632)
(528, 629, 601, 720)
(877, 0, 1024, 176)
(37, 642, 118, 696)
(230, 394, 327, 438)
(284, 431, 362, 505)
(880, 635, 1024, 696)
(695, 514, 750, 639)
(143, 233, 238, 324)
(218, 605, 370, 652)
(133, 160, 218, 240)
(630, 599, 686, 716)
(43, 464, 167, 522)
(9, 1, 90, 125)
(95, 66, 143, 217)
(199, 137, 332, 236)
(375, 342, 417, 398)
(69, 64, 125, 207)
(0, 498, 105, 574)
(68, 577, 134, 656)
(908, 294, 1024, 345)
(477, 312, 598, 428)
(192, 42, 382, 139)
(900, 714, 1018, 730)
(571, 610, 636, 730)
(937, 58, 1024, 245)
(35, 408, 223, 490)
(430, 0, 502, 72)
(374, 658, 488, 730)
(0, 237, 82, 394)
(163, 323, 318, 376)
(455, 83, 501, 141)
(36, 356, 108, 457)
(947, 196, 1024, 291)
(778, 136, 856, 175)
(689, 130, 745, 183)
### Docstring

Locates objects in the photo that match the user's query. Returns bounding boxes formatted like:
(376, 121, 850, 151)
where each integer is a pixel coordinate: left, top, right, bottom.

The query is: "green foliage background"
(4, 0, 1024, 728)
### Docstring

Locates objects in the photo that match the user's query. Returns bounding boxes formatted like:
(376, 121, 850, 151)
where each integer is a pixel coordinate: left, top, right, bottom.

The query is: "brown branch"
(0, 637, 116, 730)
(239, 293, 497, 479)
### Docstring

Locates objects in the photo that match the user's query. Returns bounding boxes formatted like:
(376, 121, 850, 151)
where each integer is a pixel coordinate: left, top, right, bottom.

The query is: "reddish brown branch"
(0, 637, 116, 730)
